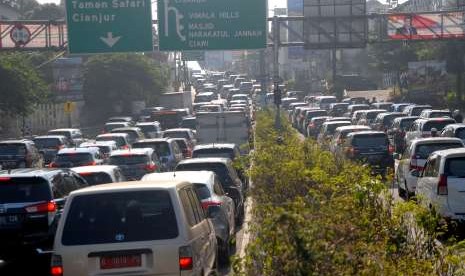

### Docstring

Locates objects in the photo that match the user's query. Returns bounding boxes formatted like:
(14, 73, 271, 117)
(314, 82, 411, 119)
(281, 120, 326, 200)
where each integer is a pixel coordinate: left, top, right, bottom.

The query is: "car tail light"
(438, 174, 448, 195)
(78, 172, 93, 176)
(85, 161, 97, 166)
(121, 145, 130, 150)
(25, 201, 57, 213)
(201, 200, 222, 210)
(145, 163, 157, 172)
(179, 246, 193, 270)
(56, 145, 64, 150)
(51, 255, 63, 276)
(0, 177, 11, 181)
(49, 162, 57, 168)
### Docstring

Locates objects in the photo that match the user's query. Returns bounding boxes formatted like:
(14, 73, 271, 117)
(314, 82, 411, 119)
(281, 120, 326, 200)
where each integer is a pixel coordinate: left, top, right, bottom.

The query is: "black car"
(0, 140, 43, 169)
(343, 131, 394, 175)
(176, 158, 245, 225)
(0, 169, 88, 258)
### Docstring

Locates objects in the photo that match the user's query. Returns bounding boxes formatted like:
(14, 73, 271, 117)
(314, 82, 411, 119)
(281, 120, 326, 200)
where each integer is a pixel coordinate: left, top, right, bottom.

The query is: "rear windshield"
(414, 143, 463, 159)
(423, 121, 454, 131)
(97, 137, 126, 148)
(400, 119, 417, 129)
(79, 172, 114, 186)
(174, 140, 188, 150)
(55, 153, 93, 165)
(192, 148, 234, 159)
(383, 115, 403, 127)
(176, 163, 234, 186)
(110, 155, 149, 165)
(0, 144, 27, 155)
(133, 142, 171, 157)
(351, 106, 368, 113)
(195, 95, 213, 103)
(367, 112, 382, 120)
(48, 131, 71, 139)
(138, 125, 157, 133)
(104, 124, 125, 132)
(113, 131, 137, 141)
(445, 157, 465, 177)
(352, 135, 388, 147)
(0, 177, 51, 203)
(320, 98, 337, 104)
(306, 111, 327, 119)
(412, 107, 429, 116)
(181, 119, 196, 129)
(194, 183, 211, 200)
(326, 123, 350, 134)
(62, 191, 178, 245)
(163, 131, 189, 139)
(33, 138, 62, 149)
(430, 112, 451, 118)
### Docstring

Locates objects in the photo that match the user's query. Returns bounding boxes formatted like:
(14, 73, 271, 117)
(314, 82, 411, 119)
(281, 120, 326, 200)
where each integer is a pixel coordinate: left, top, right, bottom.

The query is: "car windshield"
(133, 142, 171, 157)
(55, 153, 93, 166)
(79, 172, 114, 186)
(97, 137, 126, 148)
(414, 143, 463, 159)
(352, 135, 388, 147)
(194, 183, 211, 200)
(176, 163, 234, 186)
(192, 148, 234, 159)
(110, 155, 149, 165)
(0, 144, 27, 156)
(163, 131, 189, 139)
(33, 138, 62, 149)
(423, 121, 454, 131)
(61, 191, 178, 245)
(48, 131, 71, 139)
(445, 157, 465, 177)
(0, 177, 51, 203)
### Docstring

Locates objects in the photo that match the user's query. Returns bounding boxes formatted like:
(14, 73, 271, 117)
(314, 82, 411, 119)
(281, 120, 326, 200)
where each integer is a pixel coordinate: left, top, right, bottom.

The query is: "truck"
(196, 111, 250, 153)
(158, 91, 193, 111)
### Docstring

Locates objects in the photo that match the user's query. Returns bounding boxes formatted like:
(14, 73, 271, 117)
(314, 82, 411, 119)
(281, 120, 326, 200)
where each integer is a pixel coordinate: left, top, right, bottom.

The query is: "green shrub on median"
(234, 109, 465, 276)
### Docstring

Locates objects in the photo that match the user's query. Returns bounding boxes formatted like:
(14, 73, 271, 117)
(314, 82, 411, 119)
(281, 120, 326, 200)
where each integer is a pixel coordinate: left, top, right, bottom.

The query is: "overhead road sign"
(303, 0, 367, 49)
(157, 0, 267, 51)
(65, 0, 153, 54)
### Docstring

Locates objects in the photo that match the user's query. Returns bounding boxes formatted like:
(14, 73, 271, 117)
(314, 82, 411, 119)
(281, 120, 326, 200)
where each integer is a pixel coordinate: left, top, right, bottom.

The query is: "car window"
(33, 138, 62, 149)
(62, 190, 178, 245)
(445, 157, 465, 177)
(192, 148, 234, 159)
(179, 189, 197, 226)
(193, 183, 211, 200)
(109, 155, 149, 165)
(79, 172, 113, 186)
(133, 142, 171, 157)
(186, 188, 205, 223)
(422, 121, 455, 132)
(55, 153, 93, 166)
(424, 157, 438, 177)
(414, 143, 463, 159)
(352, 135, 388, 147)
(0, 177, 51, 203)
(213, 177, 225, 195)
(455, 128, 465, 140)
(0, 144, 27, 155)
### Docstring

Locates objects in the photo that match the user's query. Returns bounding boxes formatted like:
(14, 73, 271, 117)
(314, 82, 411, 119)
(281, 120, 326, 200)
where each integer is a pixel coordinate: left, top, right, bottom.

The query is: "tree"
(441, 41, 465, 105)
(82, 54, 168, 119)
(27, 3, 64, 20)
(0, 53, 49, 116)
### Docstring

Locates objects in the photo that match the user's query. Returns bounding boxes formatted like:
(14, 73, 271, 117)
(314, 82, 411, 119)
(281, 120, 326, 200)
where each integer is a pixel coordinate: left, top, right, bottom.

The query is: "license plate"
(100, 255, 141, 269)
(0, 215, 18, 225)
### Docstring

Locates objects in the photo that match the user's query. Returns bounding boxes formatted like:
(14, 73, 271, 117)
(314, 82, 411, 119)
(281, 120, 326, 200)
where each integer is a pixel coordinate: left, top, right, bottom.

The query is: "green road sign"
(66, 0, 153, 54)
(181, 51, 205, 61)
(158, 0, 267, 51)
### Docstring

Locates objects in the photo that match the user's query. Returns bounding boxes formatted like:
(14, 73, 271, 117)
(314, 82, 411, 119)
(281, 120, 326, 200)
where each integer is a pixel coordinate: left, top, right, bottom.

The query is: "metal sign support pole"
(272, 16, 281, 130)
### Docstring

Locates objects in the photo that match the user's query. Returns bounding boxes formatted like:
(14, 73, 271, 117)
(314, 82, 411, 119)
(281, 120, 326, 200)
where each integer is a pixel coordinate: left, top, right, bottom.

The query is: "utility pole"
(272, 16, 281, 130)
(259, 49, 267, 107)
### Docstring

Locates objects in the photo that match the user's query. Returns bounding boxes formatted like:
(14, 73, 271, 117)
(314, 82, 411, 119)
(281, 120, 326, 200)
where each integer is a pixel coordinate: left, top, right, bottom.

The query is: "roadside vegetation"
(234, 109, 465, 275)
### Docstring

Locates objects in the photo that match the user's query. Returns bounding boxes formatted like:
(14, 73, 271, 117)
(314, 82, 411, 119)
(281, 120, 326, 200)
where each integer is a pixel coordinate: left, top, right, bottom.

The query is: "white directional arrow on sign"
(100, 32, 122, 47)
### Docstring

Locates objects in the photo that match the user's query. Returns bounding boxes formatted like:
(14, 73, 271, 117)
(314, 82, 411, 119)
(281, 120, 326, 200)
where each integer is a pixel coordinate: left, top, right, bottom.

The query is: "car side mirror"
(411, 169, 421, 177)
(55, 197, 67, 209)
(206, 205, 222, 219)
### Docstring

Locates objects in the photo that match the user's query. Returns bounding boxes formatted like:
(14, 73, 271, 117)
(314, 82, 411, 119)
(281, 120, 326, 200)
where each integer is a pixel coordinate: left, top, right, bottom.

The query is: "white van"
(52, 181, 217, 276)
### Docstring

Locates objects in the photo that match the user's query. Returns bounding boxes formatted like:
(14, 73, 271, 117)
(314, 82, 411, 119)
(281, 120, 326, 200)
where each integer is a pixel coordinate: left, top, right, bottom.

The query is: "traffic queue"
(285, 93, 465, 224)
(0, 71, 255, 275)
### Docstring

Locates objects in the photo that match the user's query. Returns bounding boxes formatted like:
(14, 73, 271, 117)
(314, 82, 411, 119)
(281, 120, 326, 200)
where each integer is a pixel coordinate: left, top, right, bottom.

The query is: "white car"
(52, 180, 218, 276)
(71, 165, 125, 186)
(143, 171, 235, 264)
(395, 138, 464, 199)
(416, 148, 465, 221)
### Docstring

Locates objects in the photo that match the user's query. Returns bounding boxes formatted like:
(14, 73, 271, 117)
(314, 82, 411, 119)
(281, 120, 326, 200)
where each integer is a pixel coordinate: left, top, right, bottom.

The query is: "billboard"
(388, 12, 465, 40)
(303, 0, 367, 49)
(407, 60, 448, 94)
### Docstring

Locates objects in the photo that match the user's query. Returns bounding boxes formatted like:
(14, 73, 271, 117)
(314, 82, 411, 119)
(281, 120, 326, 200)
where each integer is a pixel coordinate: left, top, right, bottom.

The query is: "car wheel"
(218, 239, 231, 267)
